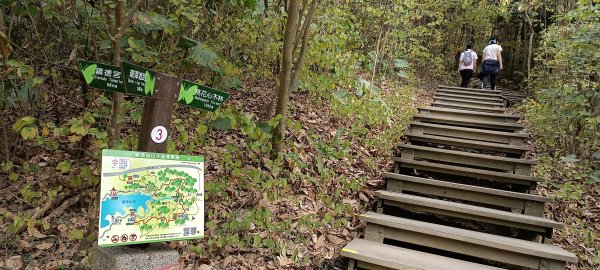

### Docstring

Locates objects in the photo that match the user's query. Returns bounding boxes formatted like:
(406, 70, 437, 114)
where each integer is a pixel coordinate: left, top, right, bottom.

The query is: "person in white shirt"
(458, 43, 478, 87)
(478, 37, 503, 90)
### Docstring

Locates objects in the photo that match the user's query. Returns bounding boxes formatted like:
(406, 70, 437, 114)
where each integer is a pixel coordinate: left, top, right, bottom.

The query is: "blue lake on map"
(100, 192, 153, 228)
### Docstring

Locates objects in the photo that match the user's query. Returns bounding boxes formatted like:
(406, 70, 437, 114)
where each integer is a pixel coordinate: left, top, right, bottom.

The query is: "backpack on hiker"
(462, 50, 473, 66)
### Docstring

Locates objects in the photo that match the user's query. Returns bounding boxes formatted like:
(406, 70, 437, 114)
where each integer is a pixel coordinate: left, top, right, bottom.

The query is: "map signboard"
(78, 60, 125, 93)
(177, 80, 229, 112)
(98, 149, 204, 247)
(121, 61, 156, 97)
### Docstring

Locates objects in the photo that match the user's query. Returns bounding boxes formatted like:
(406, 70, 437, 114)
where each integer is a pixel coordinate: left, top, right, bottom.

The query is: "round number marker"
(151, 126, 168, 144)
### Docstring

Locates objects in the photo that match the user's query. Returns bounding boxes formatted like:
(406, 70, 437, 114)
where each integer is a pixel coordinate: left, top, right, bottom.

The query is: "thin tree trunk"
(272, 0, 301, 156)
(525, 11, 534, 85)
(290, 0, 319, 89)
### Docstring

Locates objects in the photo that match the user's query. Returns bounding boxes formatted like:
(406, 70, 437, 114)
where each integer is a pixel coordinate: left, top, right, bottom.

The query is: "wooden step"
(398, 143, 535, 175)
(382, 172, 548, 216)
(342, 239, 504, 270)
(432, 101, 507, 113)
(417, 107, 520, 123)
(392, 157, 542, 188)
(374, 191, 561, 239)
(437, 85, 502, 94)
(434, 97, 506, 108)
(410, 121, 528, 146)
(404, 131, 531, 155)
(414, 114, 524, 132)
(435, 93, 504, 103)
(361, 212, 578, 270)
(436, 89, 503, 98)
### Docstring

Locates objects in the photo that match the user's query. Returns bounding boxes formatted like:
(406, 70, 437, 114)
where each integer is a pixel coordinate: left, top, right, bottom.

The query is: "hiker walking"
(478, 37, 503, 90)
(458, 43, 478, 87)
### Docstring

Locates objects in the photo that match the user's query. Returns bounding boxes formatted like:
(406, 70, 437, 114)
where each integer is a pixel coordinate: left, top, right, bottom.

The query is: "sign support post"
(137, 73, 181, 152)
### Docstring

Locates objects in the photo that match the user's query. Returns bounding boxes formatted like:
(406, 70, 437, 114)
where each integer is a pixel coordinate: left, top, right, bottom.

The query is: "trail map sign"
(178, 80, 230, 112)
(122, 61, 156, 97)
(78, 60, 125, 93)
(98, 149, 204, 247)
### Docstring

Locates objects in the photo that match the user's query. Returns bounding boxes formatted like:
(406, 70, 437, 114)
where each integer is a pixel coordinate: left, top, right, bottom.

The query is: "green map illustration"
(98, 150, 204, 247)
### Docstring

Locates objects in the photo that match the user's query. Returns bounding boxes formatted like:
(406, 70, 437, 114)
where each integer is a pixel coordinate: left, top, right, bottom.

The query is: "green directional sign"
(177, 80, 229, 112)
(121, 61, 155, 97)
(78, 60, 125, 93)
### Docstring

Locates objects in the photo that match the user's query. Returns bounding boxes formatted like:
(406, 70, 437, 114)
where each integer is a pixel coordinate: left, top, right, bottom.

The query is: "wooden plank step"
(435, 93, 504, 103)
(434, 97, 506, 108)
(436, 89, 503, 98)
(374, 191, 561, 238)
(404, 131, 531, 155)
(414, 114, 524, 132)
(342, 239, 505, 270)
(361, 212, 578, 270)
(410, 121, 528, 146)
(432, 101, 507, 113)
(398, 143, 535, 175)
(437, 85, 502, 93)
(417, 107, 520, 123)
(382, 172, 548, 216)
(392, 157, 542, 188)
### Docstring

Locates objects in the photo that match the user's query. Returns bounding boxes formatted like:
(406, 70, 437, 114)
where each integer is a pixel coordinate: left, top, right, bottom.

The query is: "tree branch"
(115, 0, 145, 40)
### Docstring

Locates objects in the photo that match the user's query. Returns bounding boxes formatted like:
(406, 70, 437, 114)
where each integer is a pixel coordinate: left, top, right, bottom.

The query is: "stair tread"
(414, 115, 523, 129)
(438, 85, 502, 93)
(398, 143, 536, 164)
(417, 106, 520, 119)
(392, 157, 543, 183)
(435, 93, 504, 102)
(360, 212, 578, 262)
(342, 239, 505, 270)
(374, 191, 562, 228)
(436, 89, 503, 97)
(382, 172, 549, 202)
(404, 132, 532, 151)
(435, 97, 505, 106)
(410, 121, 529, 137)
(432, 101, 507, 112)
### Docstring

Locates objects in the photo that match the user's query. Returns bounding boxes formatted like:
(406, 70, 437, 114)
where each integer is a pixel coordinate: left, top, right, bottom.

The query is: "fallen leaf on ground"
(36, 242, 53, 250)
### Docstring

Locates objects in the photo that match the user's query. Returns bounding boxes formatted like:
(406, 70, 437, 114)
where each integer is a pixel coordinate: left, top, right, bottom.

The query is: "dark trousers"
(489, 72, 497, 90)
(459, 69, 473, 87)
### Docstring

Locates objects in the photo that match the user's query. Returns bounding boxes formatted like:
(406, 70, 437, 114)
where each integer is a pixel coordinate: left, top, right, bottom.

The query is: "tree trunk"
(525, 11, 534, 85)
(290, 0, 319, 89)
(107, 1, 125, 148)
(272, 0, 301, 156)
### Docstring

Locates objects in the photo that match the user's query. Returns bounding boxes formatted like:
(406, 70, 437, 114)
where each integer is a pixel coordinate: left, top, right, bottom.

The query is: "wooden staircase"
(342, 85, 577, 270)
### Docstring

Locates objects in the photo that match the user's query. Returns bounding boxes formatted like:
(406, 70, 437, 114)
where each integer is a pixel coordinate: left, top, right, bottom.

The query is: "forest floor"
(0, 78, 431, 269)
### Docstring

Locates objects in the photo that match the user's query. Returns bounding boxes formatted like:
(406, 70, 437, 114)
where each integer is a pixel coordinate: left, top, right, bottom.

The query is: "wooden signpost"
(77, 60, 230, 152)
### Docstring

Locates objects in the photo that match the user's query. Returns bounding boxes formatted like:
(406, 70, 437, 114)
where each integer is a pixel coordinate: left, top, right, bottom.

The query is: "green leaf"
(21, 126, 38, 140)
(244, 0, 257, 9)
(177, 36, 198, 49)
(185, 85, 197, 104)
(82, 64, 97, 84)
(397, 70, 408, 78)
(67, 228, 84, 240)
(8, 172, 18, 181)
(56, 161, 72, 173)
(12, 116, 36, 132)
(561, 154, 580, 163)
(127, 37, 146, 50)
(210, 117, 233, 130)
(145, 72, 155, 95)
(187, 45, 219, 68)
(394, 59, 409, 68)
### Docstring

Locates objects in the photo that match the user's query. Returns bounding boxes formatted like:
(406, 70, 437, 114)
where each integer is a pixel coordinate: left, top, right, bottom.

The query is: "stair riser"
(415, 117, 522, 132)
(364, 223, 567, 270)
(435, 93, 504, 103)
(436, 89, 503, 98)
(395, 161, 537, 189)
(386, 178, 544, 216)
(433, 103, 506, 113)
(411, 126, 525, 145)
(418, 109, 519, 124)
(434, 98, 506, 108)
(400, 148, 532, 175)
(406, 135, 525, 155)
